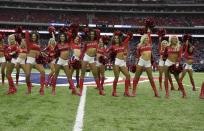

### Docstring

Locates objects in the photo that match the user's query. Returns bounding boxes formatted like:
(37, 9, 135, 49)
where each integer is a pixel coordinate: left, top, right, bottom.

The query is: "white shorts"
(16, 57, 26, 65)
(26, 56, 36, 64)
(115, 58, 126, 67)
(51, 59, 56, 64)
(11, 58, 17, 64)
(0, 57, 6, 63)
(57, 57, 68, 66)
(83, 53, 95, 64)
(159, 59, 165, 67)
(164, 59, 175, 67)
(184, 63, 192, 70)
(137, 57, 151, 68)
(96, 61, 102, 67)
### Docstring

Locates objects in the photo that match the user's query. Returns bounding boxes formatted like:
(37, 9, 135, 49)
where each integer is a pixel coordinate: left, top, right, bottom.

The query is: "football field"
(0, 70, 204, 131)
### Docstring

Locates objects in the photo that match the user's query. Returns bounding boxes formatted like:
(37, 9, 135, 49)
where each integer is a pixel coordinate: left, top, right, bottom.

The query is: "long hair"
(30, 31, 39, 43)
(139, 34, 148, 45)
(169, 35, 180, 48)
(111, 35, 122, 46)
(58, 32, 68, 43)
(161, 40, 169, 47)
(48, 38, 56, 46)
(8, 34, 16, 45)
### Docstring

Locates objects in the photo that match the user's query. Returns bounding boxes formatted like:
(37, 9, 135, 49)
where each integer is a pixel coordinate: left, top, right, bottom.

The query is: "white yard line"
(73, 72, 90, 131)
(73, 86, 87, 131)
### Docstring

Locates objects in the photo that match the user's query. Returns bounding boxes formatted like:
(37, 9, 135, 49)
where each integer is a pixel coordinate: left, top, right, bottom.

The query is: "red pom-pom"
(157, 28, 166, 38)
(130, 65, 136, 73)
(144, 18, 155, 29)
(95, 29, 101, 40)
(182, 34, 192, 43)
(102, 35, 110, 45)
(15, 34, 22, 44)
(0, 33, 4, 40)
(169, 64, 183, 74)
(69, 23, 79, 37)
(114, 30, 122, 36)
(83, 28, 90, 34)
(98, 56, 108, 65)
(15, 26, 23, 34)
(126, 31, 133, 40)
(70, 23, 79, 30)
(59, 27, 68, 33)
(138, 28, 146, 35)
(69, 57, 81, 69)
(48, 26, 56, 34)
(109, 48, 116, 62)
(36, 54, 47, 64)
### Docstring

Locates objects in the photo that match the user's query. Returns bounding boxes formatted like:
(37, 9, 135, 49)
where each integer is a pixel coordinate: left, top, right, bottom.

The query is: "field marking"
(73, 86, 87, 131)
(73, 71, 89, 131)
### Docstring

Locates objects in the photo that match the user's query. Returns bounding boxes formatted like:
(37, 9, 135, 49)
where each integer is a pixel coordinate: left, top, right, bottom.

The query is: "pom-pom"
(162, 47, 168, 61)
(95, 29, 101, 40)
(102, 35, 110, 45)
(169, 64, 183, 74)
(83, 28, 90, 34)
(69, 57, 81, 69)
(114, 30, 122, 36)
(48, 26, 56, 34)
(98, 56, 108, 65)
(15, 26, 23, 34)
(59, 26, 68, 33)
(182, 34, 192, 43)
(125, 31, 133, 40)
(157, 28, 166, 38)
(15, 34, 22, 44)
(54, 46, 60, 58)
(144, 18, 155, 29)
(0, 33, 4, 40)
(129, 65, 136, 73)
(36, 54, 47, 64)
(138, 28, 146, 35)
(109, 48, 116, 62)
(69, 23, 79, 38)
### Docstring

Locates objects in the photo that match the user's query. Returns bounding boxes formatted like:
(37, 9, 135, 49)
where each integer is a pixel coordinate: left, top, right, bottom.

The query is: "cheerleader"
(79, 28, 105, 96)
(15, 39, 28, 80)
(179, 35, 196, 91)
(0, 33, 6, 87)
(51, 29, 79, 95)
(108, 31, 131, 97)
(96, 36, 109, 90)
(158, 37, 175, 91)
(5, 34, 18, 94)
(44, 38, 56, 87)
(70, 35, 81, 88)
(163, 35, 186, 98)
(25, 31, 45, 95)
(132, 28, 159, 97)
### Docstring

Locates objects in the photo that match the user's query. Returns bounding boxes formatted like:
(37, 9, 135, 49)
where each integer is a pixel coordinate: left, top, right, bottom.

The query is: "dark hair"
(30, 31, 39, 42)
(111, 35, 122, 45)
(58, 32, 69, 43)
(83, 29, 97, 41)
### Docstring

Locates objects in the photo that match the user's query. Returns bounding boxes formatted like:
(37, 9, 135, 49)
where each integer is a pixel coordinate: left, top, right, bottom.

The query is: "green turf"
(0, 86, 80, 131)
(0, 71, 204, 131)
(83, 72, 204, 131)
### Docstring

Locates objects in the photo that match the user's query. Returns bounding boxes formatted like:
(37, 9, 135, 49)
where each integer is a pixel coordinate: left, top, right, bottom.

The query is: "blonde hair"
(161, 40, 169, 46)
(48, 38, 56, 46)
(140, 34, 148, 45)
(169, 35, 180, 48)
(8, 34, 15, 45)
